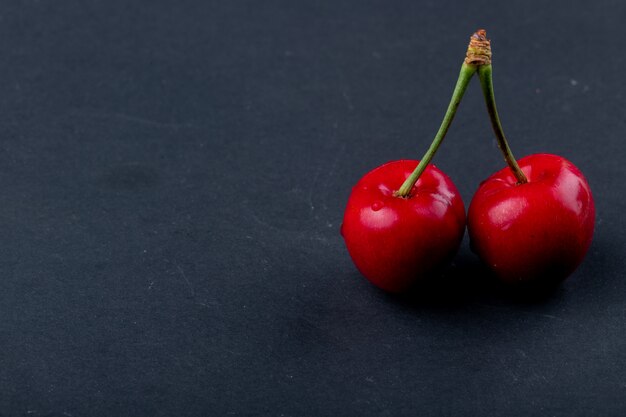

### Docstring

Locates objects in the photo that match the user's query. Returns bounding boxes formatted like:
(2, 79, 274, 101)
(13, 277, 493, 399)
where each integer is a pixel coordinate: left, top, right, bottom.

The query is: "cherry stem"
(478, 63, 528, 184)
(394, 62, 477, 198)
(395, 29, 493, 198)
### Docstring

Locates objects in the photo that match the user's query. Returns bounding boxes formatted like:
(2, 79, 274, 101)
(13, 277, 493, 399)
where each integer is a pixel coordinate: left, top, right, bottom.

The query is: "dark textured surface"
(0, 0, 624, 416)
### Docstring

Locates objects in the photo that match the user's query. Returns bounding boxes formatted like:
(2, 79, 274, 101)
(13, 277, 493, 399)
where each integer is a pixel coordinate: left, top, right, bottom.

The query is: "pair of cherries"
(341, 30, 595, 293)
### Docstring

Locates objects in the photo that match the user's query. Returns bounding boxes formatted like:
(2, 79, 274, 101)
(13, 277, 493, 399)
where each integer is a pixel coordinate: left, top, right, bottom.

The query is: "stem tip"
(465, 29, 492, 66)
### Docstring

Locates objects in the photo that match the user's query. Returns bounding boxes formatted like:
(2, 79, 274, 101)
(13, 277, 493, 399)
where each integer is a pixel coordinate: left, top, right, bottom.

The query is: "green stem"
(478, 64, 528, 184)
(395, 62, 477, 198)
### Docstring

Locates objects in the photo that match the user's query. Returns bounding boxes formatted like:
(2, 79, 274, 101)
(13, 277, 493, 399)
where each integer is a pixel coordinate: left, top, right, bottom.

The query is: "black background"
(1, 0, 625, 416)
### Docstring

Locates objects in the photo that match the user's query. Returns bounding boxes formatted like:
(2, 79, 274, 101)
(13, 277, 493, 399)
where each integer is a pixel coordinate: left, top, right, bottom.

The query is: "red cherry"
(468, 154, 595, 285)
(340, 30, 486, 292)
(342, 160, 466, 292)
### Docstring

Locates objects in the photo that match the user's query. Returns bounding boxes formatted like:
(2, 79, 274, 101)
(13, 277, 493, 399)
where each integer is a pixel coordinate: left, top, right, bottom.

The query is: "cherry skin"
(468, 153, 595, 286)
(341, 160, 466, 292)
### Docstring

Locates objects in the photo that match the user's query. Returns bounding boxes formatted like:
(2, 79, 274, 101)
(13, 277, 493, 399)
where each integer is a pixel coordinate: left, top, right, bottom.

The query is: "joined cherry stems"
(395, 29, 527, 198)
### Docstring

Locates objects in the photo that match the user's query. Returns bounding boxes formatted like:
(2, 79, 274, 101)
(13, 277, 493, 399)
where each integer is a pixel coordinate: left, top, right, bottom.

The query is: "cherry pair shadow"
(381, 250, 566, 308)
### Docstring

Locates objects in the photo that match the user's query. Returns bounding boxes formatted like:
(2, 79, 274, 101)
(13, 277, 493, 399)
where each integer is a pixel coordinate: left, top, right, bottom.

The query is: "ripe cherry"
(468, 154, 595, 285)
(342, 160, 465, 292)
(468, 32, 595, 286)
(341, 32, 487, 292)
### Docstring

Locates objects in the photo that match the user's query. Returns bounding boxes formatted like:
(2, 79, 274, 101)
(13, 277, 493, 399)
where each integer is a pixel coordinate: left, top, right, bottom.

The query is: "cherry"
(468, 154, 595, 285)
(341, 32, 487, 292)
(342, 161, 465, 292)
(468, 31, 595, 286)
